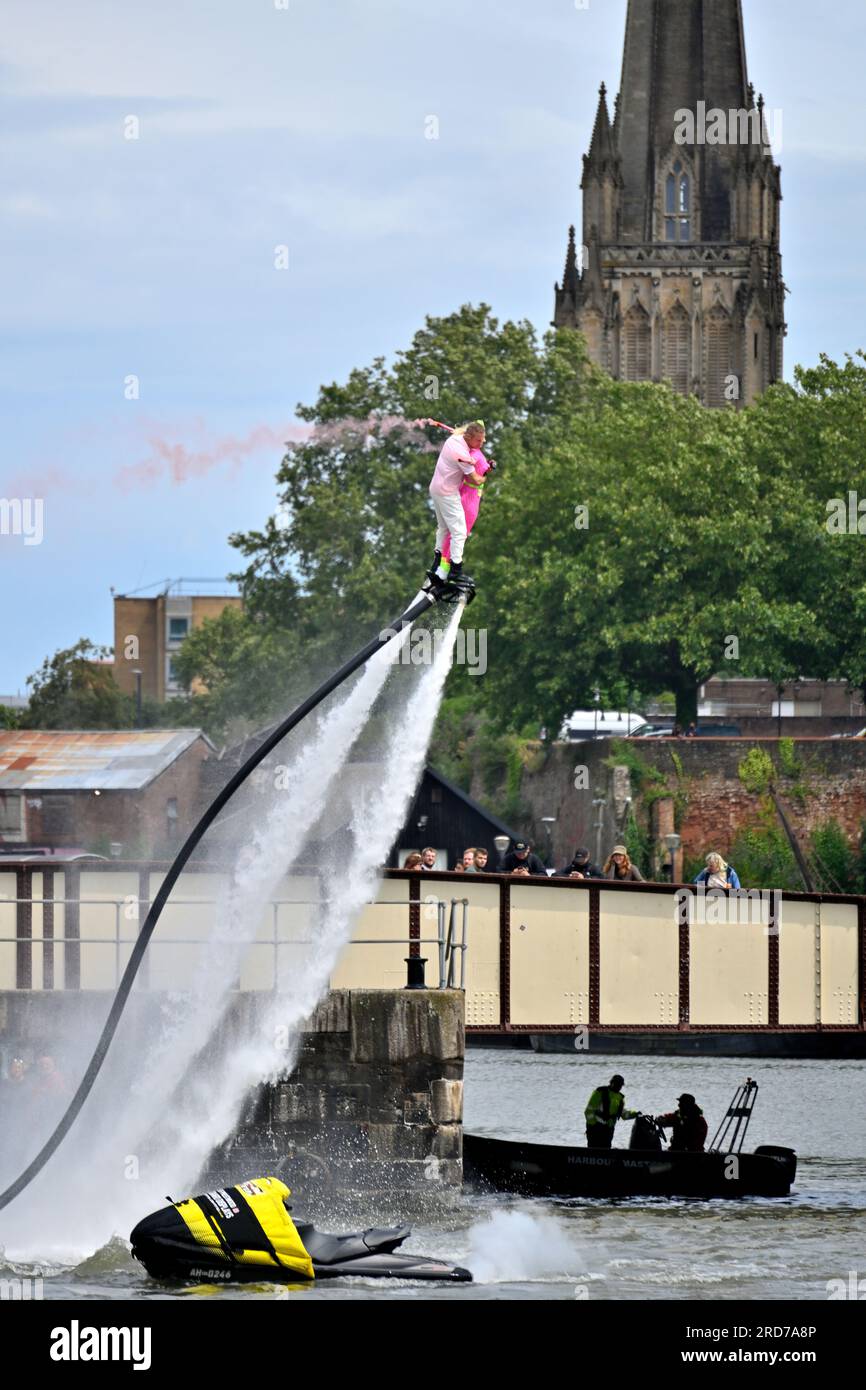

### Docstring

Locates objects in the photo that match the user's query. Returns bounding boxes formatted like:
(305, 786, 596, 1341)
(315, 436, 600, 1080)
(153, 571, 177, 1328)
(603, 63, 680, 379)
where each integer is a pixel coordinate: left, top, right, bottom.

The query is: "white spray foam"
(468, 1209, 583, 1284)
(128, 604, 466, 1203)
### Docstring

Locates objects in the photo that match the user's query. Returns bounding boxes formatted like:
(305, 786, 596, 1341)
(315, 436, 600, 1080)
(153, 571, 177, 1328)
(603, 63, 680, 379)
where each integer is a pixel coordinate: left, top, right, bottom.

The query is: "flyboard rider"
(416, 418, 495, 594)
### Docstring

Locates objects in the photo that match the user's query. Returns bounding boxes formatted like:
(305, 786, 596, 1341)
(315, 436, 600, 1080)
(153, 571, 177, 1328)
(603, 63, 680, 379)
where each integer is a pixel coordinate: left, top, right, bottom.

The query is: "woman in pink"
(440, 440, 492, 571)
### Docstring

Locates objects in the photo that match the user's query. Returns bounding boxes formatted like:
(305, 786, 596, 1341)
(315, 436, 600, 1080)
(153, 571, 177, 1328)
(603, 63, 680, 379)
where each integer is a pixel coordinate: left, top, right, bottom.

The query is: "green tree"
(26, 640, 133, 729)
(170, 606, 305, 740)
(0, 704, 22, 730)
(473, 339, 819, 729)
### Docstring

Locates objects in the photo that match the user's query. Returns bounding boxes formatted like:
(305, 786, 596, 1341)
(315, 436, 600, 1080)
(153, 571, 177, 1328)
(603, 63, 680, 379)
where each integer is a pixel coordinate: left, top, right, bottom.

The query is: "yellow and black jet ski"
(130, 1176, 472, 1283)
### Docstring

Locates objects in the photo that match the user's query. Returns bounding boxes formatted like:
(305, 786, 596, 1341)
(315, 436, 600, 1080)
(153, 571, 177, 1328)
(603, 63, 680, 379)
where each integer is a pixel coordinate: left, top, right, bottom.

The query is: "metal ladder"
(709, 1077, 759, 1154)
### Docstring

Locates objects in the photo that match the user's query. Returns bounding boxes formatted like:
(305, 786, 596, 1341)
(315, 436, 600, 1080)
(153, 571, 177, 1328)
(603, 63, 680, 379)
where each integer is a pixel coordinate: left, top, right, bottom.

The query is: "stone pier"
(212, 989, 465, 1203)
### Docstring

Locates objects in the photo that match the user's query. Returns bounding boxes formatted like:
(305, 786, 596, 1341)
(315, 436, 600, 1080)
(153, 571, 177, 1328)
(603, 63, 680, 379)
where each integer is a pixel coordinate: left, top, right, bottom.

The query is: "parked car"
(631, 724, 674, 738)
(560, 710, 648, 741)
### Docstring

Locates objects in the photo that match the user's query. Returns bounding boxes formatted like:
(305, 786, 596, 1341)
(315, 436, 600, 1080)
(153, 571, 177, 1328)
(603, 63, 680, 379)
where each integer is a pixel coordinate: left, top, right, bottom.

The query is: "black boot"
(448, 560, 473, 592)
(425, 549, 442, 583)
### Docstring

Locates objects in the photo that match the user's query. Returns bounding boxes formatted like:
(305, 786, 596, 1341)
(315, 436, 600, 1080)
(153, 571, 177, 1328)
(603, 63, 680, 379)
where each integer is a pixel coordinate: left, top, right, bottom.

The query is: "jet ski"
(130, 1176, 471, 1284)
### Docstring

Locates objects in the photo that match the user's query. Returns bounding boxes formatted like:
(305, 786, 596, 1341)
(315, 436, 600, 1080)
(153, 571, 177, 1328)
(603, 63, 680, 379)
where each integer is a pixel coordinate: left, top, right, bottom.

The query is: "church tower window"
(665, 160, 691, 242)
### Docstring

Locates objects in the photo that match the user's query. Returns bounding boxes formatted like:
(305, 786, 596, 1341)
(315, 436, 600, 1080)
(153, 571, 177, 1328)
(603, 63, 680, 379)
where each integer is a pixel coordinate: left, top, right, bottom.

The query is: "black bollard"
(404, 956, 427, 989)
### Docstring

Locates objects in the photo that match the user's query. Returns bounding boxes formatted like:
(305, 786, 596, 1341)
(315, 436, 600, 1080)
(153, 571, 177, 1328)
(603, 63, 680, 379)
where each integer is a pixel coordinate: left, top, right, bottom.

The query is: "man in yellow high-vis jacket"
(584, 1074, 638, 1149)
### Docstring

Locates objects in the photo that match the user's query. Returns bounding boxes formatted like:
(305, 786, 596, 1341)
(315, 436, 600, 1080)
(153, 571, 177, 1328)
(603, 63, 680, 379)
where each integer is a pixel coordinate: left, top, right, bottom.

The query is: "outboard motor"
(629, 1113, 664, 1151)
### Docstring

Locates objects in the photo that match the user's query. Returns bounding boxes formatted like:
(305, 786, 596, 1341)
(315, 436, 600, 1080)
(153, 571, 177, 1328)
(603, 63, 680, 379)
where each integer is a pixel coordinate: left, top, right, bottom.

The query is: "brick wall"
(516, 738, 866, 872)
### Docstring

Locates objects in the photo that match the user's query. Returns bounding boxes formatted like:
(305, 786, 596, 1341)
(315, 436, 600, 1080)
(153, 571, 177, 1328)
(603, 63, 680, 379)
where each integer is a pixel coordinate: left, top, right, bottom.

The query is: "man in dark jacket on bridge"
(502, 839, 548, 876)
(557, 847, 603, 879)
(655, 1094, 708, 1152)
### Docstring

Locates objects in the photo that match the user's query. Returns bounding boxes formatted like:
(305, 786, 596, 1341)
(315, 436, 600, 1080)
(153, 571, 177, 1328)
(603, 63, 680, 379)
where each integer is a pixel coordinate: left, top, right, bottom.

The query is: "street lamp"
(493, 834, 510, 872)
(132, 669, 143, 728)
(541, 816, 556, 872)
(592, 797, 606, 866)
(664, 832, 682, 883)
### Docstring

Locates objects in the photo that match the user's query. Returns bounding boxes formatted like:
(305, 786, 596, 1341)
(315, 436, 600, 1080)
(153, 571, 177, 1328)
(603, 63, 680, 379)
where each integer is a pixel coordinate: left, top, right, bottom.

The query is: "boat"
(463, 1079, 796, 1200)
(130, 1175, 472, 1284)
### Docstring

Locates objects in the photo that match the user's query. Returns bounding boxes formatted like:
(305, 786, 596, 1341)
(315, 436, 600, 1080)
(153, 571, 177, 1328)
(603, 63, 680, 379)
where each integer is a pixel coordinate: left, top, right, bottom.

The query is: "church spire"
(583, 82, 616, 176)
(617, 0, 750, 240)
(562, 224, 579, 297)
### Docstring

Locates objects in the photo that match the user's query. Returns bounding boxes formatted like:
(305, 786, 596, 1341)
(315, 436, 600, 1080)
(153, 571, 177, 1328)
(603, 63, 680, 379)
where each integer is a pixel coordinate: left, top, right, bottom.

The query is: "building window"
(622, 306, 651, 381)
(168, 617, 189, 642)
(705, 307, 733, 408)
(41, 795, 74, 835)
(662, 302, 690, 395)
(166, 656, 183, 693)
(0, 793, 24, 836)
(665, 160, 691, 242)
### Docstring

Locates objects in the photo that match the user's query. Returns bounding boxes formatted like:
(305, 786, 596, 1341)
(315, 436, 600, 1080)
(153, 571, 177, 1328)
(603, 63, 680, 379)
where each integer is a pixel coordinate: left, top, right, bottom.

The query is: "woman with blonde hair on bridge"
(693, 852, 741, 890)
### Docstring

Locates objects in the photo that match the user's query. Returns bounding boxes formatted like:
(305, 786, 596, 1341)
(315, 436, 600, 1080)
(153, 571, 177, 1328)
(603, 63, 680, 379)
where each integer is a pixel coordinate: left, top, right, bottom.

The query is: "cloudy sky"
(2, 0, 865, 693)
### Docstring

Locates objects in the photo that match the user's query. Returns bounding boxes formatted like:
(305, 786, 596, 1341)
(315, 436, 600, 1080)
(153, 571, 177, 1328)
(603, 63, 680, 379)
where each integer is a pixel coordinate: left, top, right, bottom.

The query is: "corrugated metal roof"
(0, 729, 214, 791)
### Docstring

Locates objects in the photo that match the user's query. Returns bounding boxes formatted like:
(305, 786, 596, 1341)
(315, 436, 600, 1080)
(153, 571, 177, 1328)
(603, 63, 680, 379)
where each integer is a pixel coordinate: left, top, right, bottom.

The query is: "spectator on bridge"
(453, 860, 465, 873)
(2, 1056, 31, 1097)
(32, 1054, 67, 1101)
(557, 847, 603, 879)
(402, 851, 423, 871)
(693, 852, 741, 890)
(670, 722, 683, 738)
(419, 847, 438, 871)
(502, 840, 548, 876)
(603, 845, 644, 881)
(685, 722, 697, 738)
(461, 848, 478, 873)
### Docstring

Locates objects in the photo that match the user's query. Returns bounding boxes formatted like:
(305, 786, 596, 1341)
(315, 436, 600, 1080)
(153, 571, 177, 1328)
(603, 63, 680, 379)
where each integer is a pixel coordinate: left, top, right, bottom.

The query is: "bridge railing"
(0, 861, 861, 1034)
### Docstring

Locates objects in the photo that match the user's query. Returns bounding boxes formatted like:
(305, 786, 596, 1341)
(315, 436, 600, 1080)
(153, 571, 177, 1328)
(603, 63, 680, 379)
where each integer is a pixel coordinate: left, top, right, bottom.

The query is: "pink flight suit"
(441, 447, 491, 562)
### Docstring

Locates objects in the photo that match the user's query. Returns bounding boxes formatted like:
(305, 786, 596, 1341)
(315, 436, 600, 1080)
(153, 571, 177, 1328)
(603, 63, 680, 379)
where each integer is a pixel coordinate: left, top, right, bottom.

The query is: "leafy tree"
(0, 704, 22, 730)
(473, 339, 819, 728)
(809, 819, 856, 893)
(26, 640, 133, 729)
(169, 605, 305, 739)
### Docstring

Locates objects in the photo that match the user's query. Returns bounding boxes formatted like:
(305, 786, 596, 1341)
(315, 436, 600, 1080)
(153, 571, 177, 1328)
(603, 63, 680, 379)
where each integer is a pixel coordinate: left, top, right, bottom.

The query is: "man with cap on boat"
(654, 1094, 708, 1152)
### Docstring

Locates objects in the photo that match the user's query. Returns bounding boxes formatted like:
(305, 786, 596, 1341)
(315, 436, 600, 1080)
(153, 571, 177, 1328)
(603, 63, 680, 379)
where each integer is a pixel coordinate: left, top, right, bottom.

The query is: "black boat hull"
(134, 1237, 471, 1284)
(463, 1134, 796, 1199)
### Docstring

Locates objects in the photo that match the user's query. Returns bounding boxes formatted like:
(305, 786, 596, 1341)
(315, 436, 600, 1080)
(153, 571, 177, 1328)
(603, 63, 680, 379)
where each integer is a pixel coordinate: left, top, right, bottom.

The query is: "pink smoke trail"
(115, 415, 433, 490)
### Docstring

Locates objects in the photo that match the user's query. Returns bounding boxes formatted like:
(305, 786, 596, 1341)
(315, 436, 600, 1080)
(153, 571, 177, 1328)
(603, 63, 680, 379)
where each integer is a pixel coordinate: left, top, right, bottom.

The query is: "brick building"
(0, 729, 214, 860)
(698, 677, 866, 738)
(113, 581, 242, 703)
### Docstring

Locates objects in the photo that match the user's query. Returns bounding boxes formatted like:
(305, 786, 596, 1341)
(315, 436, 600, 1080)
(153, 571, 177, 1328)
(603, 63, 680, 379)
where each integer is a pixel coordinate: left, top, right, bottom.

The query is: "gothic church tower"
(554, 0, 786, 406)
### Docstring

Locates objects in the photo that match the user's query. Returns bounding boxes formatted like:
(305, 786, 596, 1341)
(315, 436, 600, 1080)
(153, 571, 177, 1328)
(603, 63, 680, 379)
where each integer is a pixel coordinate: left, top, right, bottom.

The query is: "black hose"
(0, 592, 436, 1211)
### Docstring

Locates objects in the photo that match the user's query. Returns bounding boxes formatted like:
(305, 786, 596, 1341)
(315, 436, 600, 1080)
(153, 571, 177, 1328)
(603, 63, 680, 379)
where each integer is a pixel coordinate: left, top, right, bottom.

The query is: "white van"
(559, 710, 647, 741)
